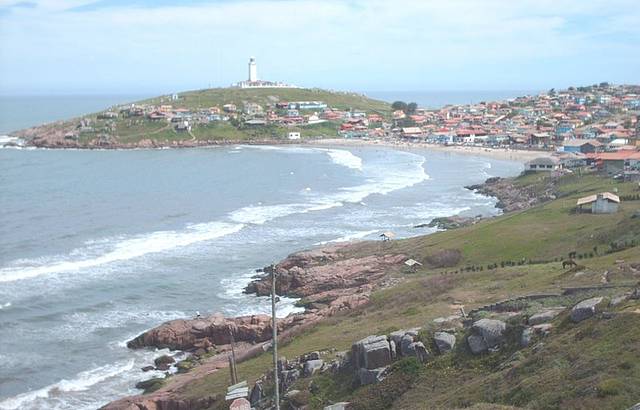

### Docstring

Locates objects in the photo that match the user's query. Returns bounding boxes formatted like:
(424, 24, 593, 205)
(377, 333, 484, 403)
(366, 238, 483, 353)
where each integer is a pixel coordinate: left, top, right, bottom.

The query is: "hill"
(103, 170, 640, 410)
(12, 88, 390, 149)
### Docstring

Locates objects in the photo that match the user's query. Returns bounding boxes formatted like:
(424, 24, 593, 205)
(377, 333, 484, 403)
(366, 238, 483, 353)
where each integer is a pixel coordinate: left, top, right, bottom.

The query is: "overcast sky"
(0, 0, 639, 95)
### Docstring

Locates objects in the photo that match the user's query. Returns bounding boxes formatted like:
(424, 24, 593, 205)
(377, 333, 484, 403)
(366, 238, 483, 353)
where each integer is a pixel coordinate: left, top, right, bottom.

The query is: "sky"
(0, 0, 639, 95)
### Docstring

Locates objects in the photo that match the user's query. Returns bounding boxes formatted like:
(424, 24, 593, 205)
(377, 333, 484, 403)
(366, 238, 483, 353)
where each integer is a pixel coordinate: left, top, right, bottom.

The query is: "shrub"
(596, 378, 624, 397)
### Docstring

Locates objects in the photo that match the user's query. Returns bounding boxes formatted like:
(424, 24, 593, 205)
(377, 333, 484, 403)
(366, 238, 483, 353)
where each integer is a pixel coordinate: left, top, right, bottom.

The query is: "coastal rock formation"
(127, 313, 280, 351)
(245, 245, 406, 298)
(466, 176, 557, 212)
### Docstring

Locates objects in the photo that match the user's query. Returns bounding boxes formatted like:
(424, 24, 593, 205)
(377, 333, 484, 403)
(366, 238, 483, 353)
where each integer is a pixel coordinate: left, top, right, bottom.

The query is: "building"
(287, 132, 301, 140)
(576, 192, 620, 214)
(248, 57, 257, 82)
(562, 139, 602, 154)
(234, 57, 297, 89)
(525, 156, 561, 172)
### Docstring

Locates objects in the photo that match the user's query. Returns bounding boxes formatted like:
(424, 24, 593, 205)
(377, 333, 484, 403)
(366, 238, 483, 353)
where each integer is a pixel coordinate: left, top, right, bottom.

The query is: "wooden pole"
(270, 265, 280, 410)
(229, 327, 238, 385)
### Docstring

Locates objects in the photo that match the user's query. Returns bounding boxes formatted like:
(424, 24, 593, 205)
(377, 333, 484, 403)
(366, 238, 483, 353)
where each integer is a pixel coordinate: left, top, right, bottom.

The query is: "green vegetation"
(19, 87, 390, 146)
(173, 172, 640, 409)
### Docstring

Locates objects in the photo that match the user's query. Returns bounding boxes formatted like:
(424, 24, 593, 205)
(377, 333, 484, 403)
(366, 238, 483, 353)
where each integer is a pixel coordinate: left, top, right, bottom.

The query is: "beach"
(310, 138, 553, 163)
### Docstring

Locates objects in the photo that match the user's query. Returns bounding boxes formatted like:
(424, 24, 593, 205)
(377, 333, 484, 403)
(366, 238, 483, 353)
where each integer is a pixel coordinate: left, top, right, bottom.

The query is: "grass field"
(160, 172, 640, 409)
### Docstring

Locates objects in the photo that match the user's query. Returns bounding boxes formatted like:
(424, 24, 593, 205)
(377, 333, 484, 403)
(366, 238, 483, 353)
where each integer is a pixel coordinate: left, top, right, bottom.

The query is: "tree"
(407, 102, 418, 114)
(548, 88, 556, 96)
(391, 101, 408, 112)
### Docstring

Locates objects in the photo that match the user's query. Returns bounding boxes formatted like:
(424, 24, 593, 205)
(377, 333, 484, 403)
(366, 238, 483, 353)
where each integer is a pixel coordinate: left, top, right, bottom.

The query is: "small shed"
(576, 192, 620, 214)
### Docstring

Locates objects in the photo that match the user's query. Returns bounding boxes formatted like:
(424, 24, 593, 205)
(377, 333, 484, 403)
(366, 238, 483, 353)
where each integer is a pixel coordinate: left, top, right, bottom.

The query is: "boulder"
(626, 402, 640, 410)
(141, 366, 155, 372)
(467, 334, 488, 355)
(389, 328, 420, 346)
(631, 288, 640, 300)
(280, 369, 300, 391)
(400, 334, 415, 356)
(528, 308, 564, 325)
(389, 340, 397, 359)
(306, 351, 321, 361)
(357, 367, 388, 385)
(406, 342, 430, 363)
(467, 319, 506, 355)
(433, 331, 456, 354)
(570, 297, 603, 323)
(352, 335, 391, 370)
(610, 294, 630, 306)
(532, 323, 553, 335)
(471, 319, 506, 347)
(303, 359, 324, 377)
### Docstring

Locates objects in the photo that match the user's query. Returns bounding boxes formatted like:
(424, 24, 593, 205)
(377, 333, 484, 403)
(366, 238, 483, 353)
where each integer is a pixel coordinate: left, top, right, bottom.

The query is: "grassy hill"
(14, 87, 390, 148)
(172, 171, 640, 409)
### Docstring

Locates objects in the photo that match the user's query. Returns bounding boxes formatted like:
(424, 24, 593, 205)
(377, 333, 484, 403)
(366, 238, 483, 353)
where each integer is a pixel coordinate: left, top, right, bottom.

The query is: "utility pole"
(228, 326, 238, 385)
(268, 264, 280, 410)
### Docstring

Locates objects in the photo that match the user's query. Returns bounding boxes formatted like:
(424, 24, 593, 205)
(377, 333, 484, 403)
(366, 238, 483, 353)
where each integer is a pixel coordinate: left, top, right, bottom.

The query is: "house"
(525, 156, 561, 172)
(223, 104, 237, 113)
(592, 152, 640, 174)
(401, 127, 424, 139)
(576, 192, 620, 214)
(287, 132, 301, 140)
(175, 121, 191, 132)
(562, 139, 602, 154)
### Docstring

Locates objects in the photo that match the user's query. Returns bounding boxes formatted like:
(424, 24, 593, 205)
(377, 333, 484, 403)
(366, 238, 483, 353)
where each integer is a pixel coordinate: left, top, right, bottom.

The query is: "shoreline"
(309, 138, 553, 163)
(3, 136, 553, 164)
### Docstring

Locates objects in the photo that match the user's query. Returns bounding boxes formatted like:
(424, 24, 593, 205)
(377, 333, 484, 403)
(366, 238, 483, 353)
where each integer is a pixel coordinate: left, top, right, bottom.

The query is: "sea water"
(0, 144, 522, 409)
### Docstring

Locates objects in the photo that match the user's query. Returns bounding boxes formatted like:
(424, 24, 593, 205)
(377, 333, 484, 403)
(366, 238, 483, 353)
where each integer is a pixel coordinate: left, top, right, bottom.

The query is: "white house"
(525, 156, 561, 172)
(287, 132, 301, 140)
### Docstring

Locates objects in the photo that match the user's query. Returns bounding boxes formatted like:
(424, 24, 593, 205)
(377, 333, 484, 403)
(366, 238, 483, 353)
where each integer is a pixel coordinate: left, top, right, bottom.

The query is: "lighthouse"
(248, 57, 258, 82)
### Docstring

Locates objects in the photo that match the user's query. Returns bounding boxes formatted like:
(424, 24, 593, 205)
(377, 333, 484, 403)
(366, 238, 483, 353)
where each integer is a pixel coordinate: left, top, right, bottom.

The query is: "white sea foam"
(0, 221, 244, 283)
(0, 360, 135, 410)
(0, 302, 11, 309)
(218, 270, 304, 318)
(315, 229, 379, 245)
(228, 148, 428, 226)
(241, 145, 363, 171)
(316, 148, 363, 170)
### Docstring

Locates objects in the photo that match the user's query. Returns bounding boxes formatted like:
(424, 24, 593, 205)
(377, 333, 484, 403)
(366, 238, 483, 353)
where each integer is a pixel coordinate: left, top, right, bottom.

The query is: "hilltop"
(103, 170, 640, 410)
(11, 87, 390, 149)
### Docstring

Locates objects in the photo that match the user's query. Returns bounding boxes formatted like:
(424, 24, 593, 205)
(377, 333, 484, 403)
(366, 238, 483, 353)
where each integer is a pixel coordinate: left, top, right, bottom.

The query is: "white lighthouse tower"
(248, 57, 258, 82)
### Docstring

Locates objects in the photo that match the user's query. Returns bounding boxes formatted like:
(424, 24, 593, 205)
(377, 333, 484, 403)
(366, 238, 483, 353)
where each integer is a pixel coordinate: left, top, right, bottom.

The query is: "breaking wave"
(0, 222, 245, 283)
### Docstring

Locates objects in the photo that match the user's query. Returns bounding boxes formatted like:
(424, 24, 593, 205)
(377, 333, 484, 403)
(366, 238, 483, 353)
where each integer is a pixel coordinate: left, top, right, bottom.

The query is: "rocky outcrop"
(127, 313, 279, 351)
(245, 245, 405, 298)
(571, 297, 604, 322)
(466, 176, 557, 212)
(467, 319, 507, 354)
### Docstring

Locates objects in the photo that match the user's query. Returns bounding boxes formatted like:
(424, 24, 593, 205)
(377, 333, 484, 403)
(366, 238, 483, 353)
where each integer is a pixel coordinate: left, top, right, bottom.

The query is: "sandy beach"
(309, 138, 553, 163)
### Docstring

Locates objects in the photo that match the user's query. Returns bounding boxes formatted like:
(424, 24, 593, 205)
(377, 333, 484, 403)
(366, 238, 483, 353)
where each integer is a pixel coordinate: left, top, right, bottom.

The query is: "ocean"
(0, 94, 523, 409)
